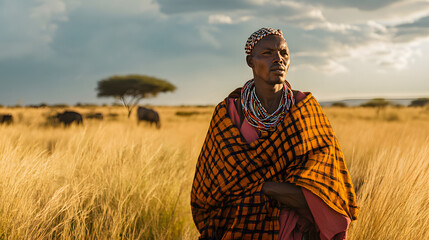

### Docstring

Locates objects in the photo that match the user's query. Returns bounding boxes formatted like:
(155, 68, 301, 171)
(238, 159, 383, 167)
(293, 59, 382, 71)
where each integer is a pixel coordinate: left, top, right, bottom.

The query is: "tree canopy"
(97, 75, 176, 117)
(409, 98, 429, 107)
(331, 102, 348, 107)
(360, 98, 391, 108)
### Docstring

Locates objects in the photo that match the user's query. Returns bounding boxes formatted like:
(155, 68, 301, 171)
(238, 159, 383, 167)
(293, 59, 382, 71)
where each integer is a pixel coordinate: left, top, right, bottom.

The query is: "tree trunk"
(120, 96, 140, 119)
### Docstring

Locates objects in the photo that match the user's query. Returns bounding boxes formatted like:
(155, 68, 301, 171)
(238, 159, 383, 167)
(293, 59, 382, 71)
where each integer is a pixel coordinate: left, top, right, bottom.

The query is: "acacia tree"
(360, 98, 391, 108)
(96, 75, 176, 118)
(361, 98, 391, 117)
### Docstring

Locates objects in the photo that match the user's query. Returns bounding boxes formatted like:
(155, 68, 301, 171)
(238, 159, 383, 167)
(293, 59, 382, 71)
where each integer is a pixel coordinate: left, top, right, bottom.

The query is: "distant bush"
(111, 102, 123, 107)
(384, 113, 400, 122)
(27, 103, 48, 108)
(75, 102, 99, 107)
(85, 113, 104, 120)
(50, 104, 70, 108)
(107, 113, 119, 120)
(361, 98, 391, 108)
(196, 105, 215, 108)
(331, 102, 348, 107)
(409, 98, 429, 107)
(175, 111, 200, 117)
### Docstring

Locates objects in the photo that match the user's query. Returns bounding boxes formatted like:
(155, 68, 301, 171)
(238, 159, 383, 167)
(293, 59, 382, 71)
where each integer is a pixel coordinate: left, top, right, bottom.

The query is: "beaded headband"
(245, 27, 284, 55)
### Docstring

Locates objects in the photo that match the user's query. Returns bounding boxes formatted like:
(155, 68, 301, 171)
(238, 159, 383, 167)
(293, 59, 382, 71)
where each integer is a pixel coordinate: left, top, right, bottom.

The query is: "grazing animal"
(56, 111, 83, 126)
(85, 112, 103, 120)
(137, 106, 160, 128)
(0, 114, 13, 125)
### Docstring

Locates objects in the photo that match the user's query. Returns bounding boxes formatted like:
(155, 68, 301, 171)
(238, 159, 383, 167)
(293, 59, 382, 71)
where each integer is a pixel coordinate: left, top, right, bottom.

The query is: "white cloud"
(238, 16, 251, 22)
(299, 0, 408, 11)
(284, 16, 426, 73)
(246, 0, 271, 5)
(156, 0, 254, 14)
(78, 0, 159, 15)
(208, 14, 252, 24)
(302, 20, 360, 32)
(322, 1, 429, 25)
(391, 14, 429, 43)
(30, 0, 68, 43)
(197, 26, 221, 48)
(251, 1, 360, 33)
(321, 60, 348, 74)
(208, 14, 232, 24)
(31, 0, 67, 20)
(367, 21, 388, 33)
(0, 0, 163, 60)
(0, 0, 69, 59)
(346, 42, 420, 70)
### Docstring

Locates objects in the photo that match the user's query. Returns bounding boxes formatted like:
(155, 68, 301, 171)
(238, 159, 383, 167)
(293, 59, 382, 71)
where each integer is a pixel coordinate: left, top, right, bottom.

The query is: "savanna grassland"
(0, 105, 428, 239)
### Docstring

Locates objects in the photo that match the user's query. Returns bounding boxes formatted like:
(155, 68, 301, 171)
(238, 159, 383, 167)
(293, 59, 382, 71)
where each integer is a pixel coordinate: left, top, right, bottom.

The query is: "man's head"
(245, 27, 290, 86)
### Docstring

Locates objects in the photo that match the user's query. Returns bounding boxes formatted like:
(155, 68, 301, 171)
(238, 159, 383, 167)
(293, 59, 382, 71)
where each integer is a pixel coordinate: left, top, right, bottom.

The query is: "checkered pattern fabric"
(191, 89, 359, 240)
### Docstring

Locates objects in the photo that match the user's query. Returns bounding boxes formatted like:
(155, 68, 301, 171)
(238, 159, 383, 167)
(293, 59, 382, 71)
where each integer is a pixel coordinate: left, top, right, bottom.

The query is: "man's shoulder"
(227, 87, 242, 99)
(293, 90, 306, 103)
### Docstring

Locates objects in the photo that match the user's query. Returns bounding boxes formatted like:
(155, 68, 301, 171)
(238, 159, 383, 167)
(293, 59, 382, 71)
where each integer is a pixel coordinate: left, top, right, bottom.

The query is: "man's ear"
(246, 55, 254, 68)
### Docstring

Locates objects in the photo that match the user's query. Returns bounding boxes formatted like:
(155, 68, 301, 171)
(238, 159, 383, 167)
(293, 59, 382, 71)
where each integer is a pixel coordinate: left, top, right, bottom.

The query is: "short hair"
(245, 27, 284, 55)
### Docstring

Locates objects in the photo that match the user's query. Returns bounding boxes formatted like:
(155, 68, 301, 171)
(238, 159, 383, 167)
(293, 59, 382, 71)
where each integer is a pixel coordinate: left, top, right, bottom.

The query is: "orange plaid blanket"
(191, 91, 359, 239)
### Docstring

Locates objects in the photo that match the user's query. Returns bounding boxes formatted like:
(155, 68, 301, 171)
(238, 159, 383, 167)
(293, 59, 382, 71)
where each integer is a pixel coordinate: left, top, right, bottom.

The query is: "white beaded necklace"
(241, 79, 294, 132)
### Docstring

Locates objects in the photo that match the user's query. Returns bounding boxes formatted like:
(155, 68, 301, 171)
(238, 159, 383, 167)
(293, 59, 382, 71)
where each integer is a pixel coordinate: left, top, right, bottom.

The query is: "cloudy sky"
(1, 0, 429, 106)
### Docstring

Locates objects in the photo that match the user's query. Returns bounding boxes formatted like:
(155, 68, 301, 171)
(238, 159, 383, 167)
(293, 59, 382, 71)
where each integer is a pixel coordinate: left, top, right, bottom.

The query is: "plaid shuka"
(191, 90, 359, 240)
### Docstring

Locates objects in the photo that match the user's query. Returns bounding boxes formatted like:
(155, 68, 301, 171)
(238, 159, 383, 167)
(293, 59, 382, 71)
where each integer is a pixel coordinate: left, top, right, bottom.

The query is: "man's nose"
(272, 51, 283, 63)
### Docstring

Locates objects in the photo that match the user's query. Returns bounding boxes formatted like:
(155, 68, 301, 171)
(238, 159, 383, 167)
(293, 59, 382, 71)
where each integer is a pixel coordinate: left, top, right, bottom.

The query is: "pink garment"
(228, 92, 351, 240)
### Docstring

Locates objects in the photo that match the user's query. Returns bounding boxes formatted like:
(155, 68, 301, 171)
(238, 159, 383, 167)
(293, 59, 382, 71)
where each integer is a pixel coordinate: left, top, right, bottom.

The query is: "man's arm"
(262, 182, 309, 210)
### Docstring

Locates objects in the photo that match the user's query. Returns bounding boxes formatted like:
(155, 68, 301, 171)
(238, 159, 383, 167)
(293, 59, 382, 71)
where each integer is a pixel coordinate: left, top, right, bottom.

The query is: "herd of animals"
(0, 106, 161, 128)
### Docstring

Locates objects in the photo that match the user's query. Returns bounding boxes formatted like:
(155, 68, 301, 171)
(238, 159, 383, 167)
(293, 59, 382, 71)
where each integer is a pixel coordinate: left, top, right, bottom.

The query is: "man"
(191, 27, 358, 240)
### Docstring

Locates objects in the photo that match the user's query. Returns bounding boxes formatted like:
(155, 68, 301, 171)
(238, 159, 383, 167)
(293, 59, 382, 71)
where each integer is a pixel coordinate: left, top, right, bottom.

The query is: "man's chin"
(268, 78, 286, 85)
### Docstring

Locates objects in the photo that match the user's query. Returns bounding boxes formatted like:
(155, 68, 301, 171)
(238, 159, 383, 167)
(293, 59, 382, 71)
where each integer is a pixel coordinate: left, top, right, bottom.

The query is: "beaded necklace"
(241, 79, 294, 132)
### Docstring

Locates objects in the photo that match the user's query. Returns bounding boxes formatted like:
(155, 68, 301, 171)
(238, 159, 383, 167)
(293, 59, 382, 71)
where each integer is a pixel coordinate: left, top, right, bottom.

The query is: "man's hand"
(262, 182, 309, 210)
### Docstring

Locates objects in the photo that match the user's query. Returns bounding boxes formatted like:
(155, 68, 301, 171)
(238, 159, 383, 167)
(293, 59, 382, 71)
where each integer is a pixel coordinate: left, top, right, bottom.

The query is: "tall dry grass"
(0, 105, 428, 239)
(326, 107, 429, 240)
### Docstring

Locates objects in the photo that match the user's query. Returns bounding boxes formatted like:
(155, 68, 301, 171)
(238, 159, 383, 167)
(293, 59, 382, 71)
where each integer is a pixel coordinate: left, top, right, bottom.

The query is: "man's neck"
(254, 82, 283, 114)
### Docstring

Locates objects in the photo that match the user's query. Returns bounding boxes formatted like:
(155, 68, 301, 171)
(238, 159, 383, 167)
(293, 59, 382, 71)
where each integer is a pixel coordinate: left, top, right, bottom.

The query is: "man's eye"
(281, 50, 288, 56)
(262, 51, 271, 55)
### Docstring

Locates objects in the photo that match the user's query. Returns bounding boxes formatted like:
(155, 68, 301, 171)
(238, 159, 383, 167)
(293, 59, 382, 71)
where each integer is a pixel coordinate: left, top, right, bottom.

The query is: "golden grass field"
(1, 105, 428, 239)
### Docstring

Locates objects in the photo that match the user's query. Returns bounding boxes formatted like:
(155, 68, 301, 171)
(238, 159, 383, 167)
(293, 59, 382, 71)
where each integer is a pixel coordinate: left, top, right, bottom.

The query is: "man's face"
(247, 35, 290, 86)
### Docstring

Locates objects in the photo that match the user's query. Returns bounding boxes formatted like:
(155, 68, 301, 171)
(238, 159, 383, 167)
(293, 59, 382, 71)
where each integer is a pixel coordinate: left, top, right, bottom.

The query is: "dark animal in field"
(56, 111, 83, 126)
(107, 113, 119, 120)
(85, 112, 103, 120)
(0, 114, 13, 125)
(137, 106, 160, 128)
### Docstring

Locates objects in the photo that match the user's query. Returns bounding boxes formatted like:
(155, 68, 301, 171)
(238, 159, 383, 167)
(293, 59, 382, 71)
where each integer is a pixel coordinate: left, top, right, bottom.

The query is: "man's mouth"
(271, 66, 285, 72)
(271, 68, 285, 73)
